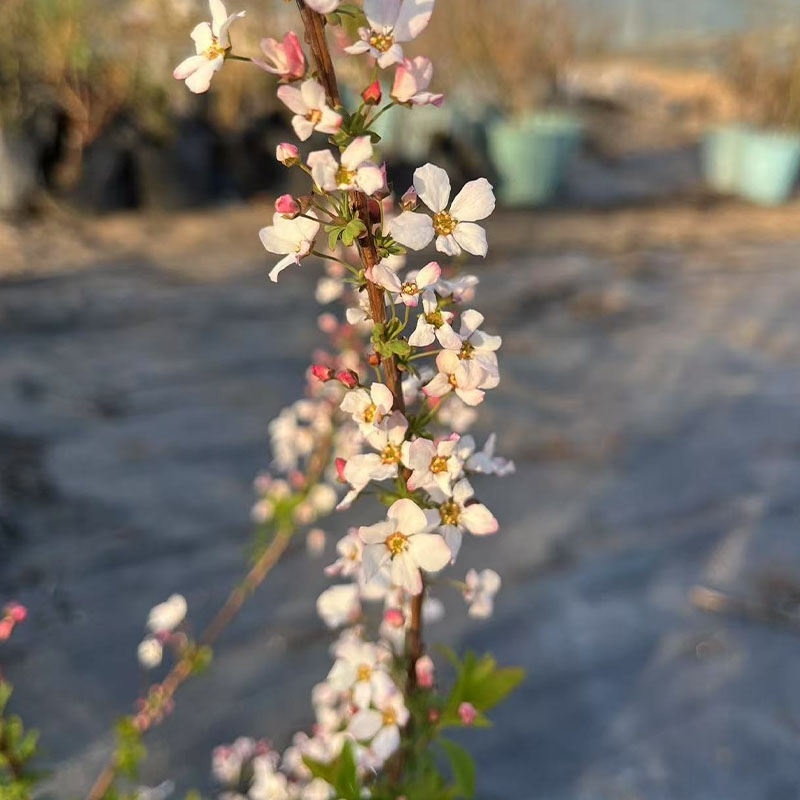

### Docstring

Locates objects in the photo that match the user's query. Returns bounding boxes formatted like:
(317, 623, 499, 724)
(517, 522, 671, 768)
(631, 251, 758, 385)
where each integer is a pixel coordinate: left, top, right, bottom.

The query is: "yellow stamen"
(439, 501, 460, 526)
(386, 532, 408, 556)
(433, 211, 457, 237)
(430, 456, 449, 474)
(369, 31, 394, 52)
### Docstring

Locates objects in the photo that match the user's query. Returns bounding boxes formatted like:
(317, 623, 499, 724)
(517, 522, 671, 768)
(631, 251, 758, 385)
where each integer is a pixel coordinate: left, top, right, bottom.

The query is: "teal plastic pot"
(737, 129, 800, 206)
(488, 112, 583, 206)
(702, 123, 750, 194)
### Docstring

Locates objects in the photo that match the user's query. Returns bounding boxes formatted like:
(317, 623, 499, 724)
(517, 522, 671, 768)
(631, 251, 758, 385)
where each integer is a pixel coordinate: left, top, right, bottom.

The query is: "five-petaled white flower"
(173, 0, 245, 94)
(327, 638, 393, 708)
(463, 568, 501, 618)
(259, 211, 320, 282)
(437, 478, 498, 561)
(345, 0, 435, 68)
(443, 309, 501, 389)
(359, 498, 451, 595)
(316, 584, 361, 629)
(277, 79, 343, 141)
(349, 686, 409, 763)
(370, 260, 440, 307)
(390, 164, 495, 257)
(340, 383, 394, 433)
(408, 292, 461, 349)
(423, 350, 485, 407)
(391, 56, 443, 106)
(308, 137, 384, 196)
(402, 434, 462, 498)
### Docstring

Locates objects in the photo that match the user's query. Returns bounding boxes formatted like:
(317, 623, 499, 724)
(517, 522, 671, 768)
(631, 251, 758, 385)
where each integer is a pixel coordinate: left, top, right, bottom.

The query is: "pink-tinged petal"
(411, 91, 444, 107)
(342, 136, 373, 169)
(267, 253, 296, 282)
(456, 387, 485, 406)
(344, 39, 373, 56)
(391, 553, 422, 594)
(362, 543, 391, 581)
(413, 163, 450, 212)
(174, 54, 207, 81)
(460, 503, 498, 535)
(371, 383, 394, 412)
(359, 520, 396, 545)
(350, 709, 383, 740)
(408, 532, 451, 572)
(317, 106, 344, 134)
(308, 149, 339, 191)
(449, 177, 495, 222)
(388, 498, 428, 534)
(301, 78, 327, 110)
(277, 84, 308, 115)
(393, 0, 435, 41)
(415, 260, 441, 289)
(441, 525, 462, 562)
(391, 61, 418, 103)
(364, 0, 402, 30)
(423, 373, 451, 398)
(355, 164, 385, 196)
(191, 21, 214, 52)
(371, 261, 402, 293)
(184, 58, 222, 93)
(389, 211, 434, 251)
(371, 725, 401, 761)
(453, 222, 488, 257)
(291, 115, 315, 141)
(435, 233, 461, 257)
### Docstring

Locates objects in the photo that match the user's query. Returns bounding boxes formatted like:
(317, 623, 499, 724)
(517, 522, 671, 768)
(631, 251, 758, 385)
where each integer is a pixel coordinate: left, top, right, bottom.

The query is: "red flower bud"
(362, 79, 382, 105)
(335, 458, 347, 482)
(6, 603, 27, 623)
(383, 608, 405, 628)
(275, 194, 301, 216)
(336, 369, 359, 389)
(311, 365, 335, 382)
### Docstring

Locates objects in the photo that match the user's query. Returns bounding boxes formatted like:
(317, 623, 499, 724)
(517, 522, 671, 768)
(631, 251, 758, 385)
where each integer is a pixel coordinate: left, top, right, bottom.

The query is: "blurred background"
(4, 0, 800, 798)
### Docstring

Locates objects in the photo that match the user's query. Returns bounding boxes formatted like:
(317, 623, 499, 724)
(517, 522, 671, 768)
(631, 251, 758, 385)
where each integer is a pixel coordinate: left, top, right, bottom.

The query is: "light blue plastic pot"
(488, 112, 584, 206)
(737, 129, 800, 206)
(702, 123, 750, 194)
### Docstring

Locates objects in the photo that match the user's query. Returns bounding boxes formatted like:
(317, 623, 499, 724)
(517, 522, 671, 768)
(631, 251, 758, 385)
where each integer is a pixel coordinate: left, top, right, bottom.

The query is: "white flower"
(443, 309, 501, 389)
(435, 273, 479, 303)
(408, 292, 461, 348)
(325, 529, 364, 579)
(390, 164, 495, 257)
(327, 639, 393, 708)
(349, 686, 409, 763)
(308, 137, 384, 196)
(359, 498, 451, 595)
(137, 637, 163, 669)
(305, 0, 341, 11)
(147, 594, 187, 633)
(315, 276, 344, 304)
(437, 478, 498, 561)
(339, 411, 408, 508)
(250, 754, 291, 800)
(340, 383, 394, 432)
(401, 434, 462, 497)
(277, 79, 343, 141)
(345, 0, 435, 68)
(423, 350, 485, 407)
(391, 56, 443, 106)
(301, 778, 335, 800)
(259, 211, 320, 282)
(317, 584, 361, 628)
(370, 261, 440, 308)
(458, 433, 516, 476)
(173, 0, 245, 94)
(463, 568, 501, 618)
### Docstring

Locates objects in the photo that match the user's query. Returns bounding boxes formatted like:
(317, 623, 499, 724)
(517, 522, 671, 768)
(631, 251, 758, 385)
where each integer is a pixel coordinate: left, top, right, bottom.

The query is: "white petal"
(371, 383, 394, 412)
(317, 107, 344, 134)
(308, 149, 339, 191)
(342, 136, 373, 169)
(413, 163, 451, 212)
(174, 54, 208, 80)
(291, 116, 315, 141)
(435, 233, 461, 257)
(306, 0, 341, 11)
(184, 58, 221, 94)
(409, 318, 435, 347)
(359, 519, 396, 545)
(460, 503, 498, 535)
(364, 0, 402, 30)
(452, 479, 473, 505)
(278, 84, 308, 115)
(393, 0, 435, 41)
(408, 533, 451, 572)
(362, 543, 390, 581)
(441, 525, 462, 562)
(391, 552, 422, 594)
(371, 262, 402, 293)
(209, 0, 229, 36)
(435, 323, 463, 351)
(423, 373, 451, 398)
(344, 39, 373, 56)
(460, 309, 484, 337)
(377, 45, 404, 68)
(387, 498, 428, 534)
(350, 709, 383, 740)
(356, 164, 385, 196)
(301, 78, 327, 110)
(371, 725, 401, 761)
(415, 260, 441, 289)
(190, 22, 214, 52)
(449, 177, 495, 222)
(389, 211, 434, 251)
(217, 10, 246, 49)
(267, 253, 297, 282)
(453, 222, 488, 257)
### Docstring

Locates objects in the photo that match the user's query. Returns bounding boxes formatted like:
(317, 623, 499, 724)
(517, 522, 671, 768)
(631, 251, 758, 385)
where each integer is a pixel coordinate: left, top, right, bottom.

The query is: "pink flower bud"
(276, 143, 300, 166)
(427, 709, 440, 724)
(335, 458, 347, 482)
(336, 369, 359, 389)
(401, 186, 419, 211)
(383, 608, 405, 628)
(275, 194, 301, 216)
(253, 31, 306, 81)
(0, 619, 13, 640)
(362, 79, 382, 105)
(289, 470, 306, 489)
(6, 603, 27, 623)
(458, 702, 477, 726)
(416, 654, 435, 688)
(318, 313, 338, 334)
(311, 365, 335, 382)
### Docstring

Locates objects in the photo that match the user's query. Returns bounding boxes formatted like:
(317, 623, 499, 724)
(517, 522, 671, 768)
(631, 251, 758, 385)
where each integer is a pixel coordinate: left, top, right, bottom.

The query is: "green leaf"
(440, 739, 476, 798)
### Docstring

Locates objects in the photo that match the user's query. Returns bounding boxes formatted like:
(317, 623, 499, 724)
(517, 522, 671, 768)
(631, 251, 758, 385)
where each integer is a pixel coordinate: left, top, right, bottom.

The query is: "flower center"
(203, 40, 227, 60)
(447, 374, 458, 388)
(401, 281, 419, 296)
(369, 31, 394, 52)
(426, 310, 444, 328)
(382, 707, 398, 726)
(363, 403, 378, 424)
(430, 455, 449, 474)
(459, 341, 475, 360)
(381, 443, 402, 464)
(439, 500, 460, 526)
(433, 211, 457, 237)
(357, 664, 372, 681)
(307, 108, 323, 125)
(336, 165, 356, 186)
(386, 531, 409, 556)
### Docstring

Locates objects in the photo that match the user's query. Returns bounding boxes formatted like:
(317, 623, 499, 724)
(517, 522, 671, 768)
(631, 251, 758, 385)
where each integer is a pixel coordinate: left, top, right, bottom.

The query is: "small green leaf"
(440, 739, 476, 798)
